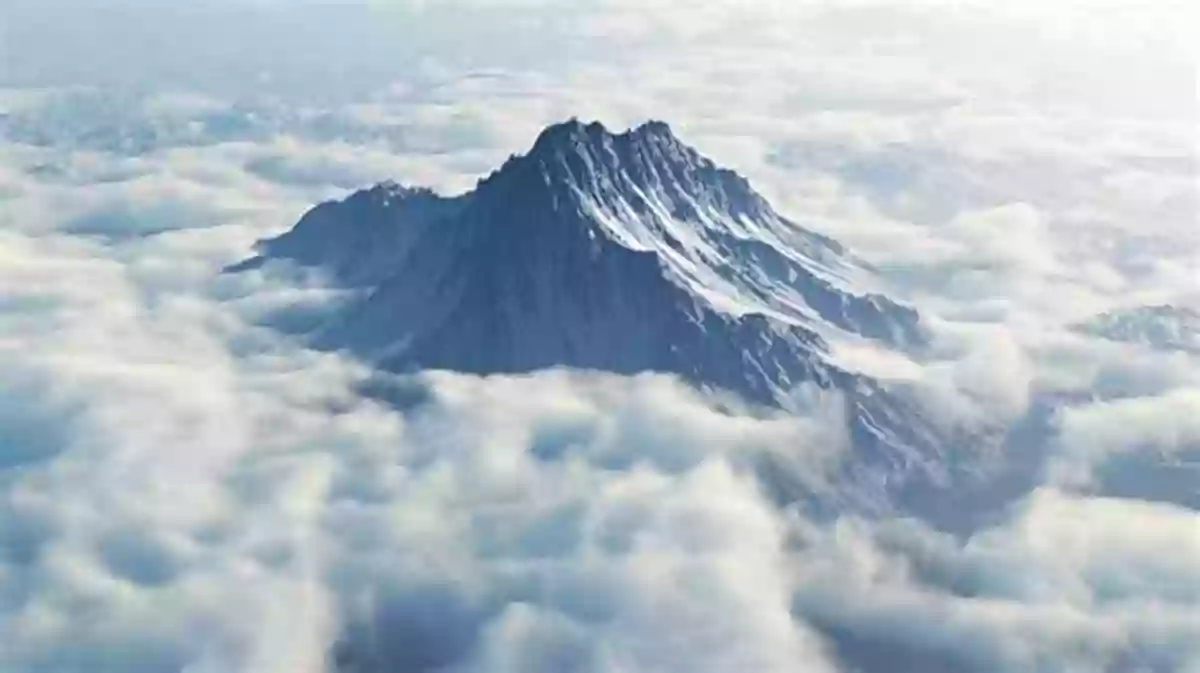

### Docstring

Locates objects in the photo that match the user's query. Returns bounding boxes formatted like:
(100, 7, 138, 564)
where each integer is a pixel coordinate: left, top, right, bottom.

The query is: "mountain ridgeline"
(233, 119, 955, 511)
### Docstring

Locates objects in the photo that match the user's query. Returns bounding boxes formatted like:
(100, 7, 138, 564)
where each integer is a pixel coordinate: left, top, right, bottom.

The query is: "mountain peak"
(238, 116, 924, 356)
(627, 119, 678, 144)
(244, 116, 922, 352)
(527, 118, 681, 158)
(232, 118, 945, 509)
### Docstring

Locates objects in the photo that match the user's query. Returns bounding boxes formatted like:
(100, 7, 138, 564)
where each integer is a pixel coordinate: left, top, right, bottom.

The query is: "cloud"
(0, 2, 1197, 671)
(2, 125, 1196, 673)
(0, 161, 847, 671)
(323, 378, 843, 673)
(789, 488, 1200, 673)
(1045, 388, 1200, 509)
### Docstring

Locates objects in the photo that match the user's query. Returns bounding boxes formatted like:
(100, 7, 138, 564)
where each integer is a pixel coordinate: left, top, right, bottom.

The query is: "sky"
(0, 1, 1197, 672)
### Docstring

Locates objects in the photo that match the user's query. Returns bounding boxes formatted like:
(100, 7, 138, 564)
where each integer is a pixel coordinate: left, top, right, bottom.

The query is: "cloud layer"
(1, 1, 1196, 671)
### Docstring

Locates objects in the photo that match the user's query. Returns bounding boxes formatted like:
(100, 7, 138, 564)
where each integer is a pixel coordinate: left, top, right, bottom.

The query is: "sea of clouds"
(0, 1, 1196, 672)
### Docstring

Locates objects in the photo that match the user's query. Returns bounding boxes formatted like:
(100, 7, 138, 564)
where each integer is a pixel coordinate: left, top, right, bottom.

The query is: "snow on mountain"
(233, 119, 962, 514)
(1076, 304, 1200, 355)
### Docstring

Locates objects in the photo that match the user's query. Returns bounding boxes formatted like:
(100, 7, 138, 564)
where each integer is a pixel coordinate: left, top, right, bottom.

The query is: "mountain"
(1076, 304, 1200, 354)
(233, 119, 966, 514)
